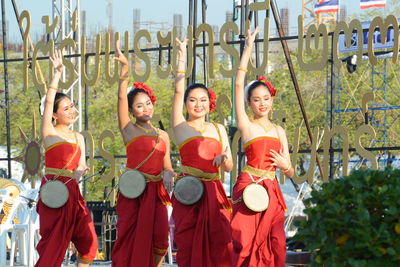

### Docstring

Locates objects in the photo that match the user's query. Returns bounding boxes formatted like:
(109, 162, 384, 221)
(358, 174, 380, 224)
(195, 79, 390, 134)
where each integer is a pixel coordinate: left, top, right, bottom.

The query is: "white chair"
(9, 189, 39, 267)
(0, 195, 22, 266)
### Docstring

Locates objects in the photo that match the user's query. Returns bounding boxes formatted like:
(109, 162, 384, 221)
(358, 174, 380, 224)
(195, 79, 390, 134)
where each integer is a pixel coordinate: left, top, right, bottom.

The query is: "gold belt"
(45, 168, 74, 178)
(177, 165, 220, 182)
(126, 168, 162, 182)
(242, 165, 276, 181)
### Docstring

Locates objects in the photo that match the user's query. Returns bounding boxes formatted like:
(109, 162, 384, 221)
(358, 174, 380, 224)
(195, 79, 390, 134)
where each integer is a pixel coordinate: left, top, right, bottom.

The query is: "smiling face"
(129, 92, 154, 122)
(185, 88, 210, 119)
(53, 97, 77, 126)
(247, 85, 274, 118)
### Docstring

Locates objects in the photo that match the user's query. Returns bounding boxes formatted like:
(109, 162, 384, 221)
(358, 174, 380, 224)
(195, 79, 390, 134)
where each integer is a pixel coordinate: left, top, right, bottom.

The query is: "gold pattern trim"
(242, 165, 276, 180)
(126, 168, 162, 182)
(177, 165, 220, 181)
(153, 247, 168, 255)
(45, 167, 74, 178)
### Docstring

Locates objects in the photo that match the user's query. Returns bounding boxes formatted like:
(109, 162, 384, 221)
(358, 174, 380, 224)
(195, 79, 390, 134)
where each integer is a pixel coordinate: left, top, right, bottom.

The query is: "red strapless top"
(244, 136, 282, 171)
(126, 135, 166, 175)
(179, 136, 222, 173)
(45, 142, 81, 171)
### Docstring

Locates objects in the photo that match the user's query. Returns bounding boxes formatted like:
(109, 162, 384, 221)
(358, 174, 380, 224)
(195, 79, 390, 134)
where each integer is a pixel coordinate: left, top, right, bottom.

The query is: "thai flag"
(360, 0, 386, 9)
(314, 0, 339, 14)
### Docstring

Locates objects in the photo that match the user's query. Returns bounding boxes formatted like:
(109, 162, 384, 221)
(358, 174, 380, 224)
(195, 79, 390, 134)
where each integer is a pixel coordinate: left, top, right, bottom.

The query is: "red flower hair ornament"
(257, 76, 277, 97)
(131, 82, 157, 104)
(208, 88, 216, 112)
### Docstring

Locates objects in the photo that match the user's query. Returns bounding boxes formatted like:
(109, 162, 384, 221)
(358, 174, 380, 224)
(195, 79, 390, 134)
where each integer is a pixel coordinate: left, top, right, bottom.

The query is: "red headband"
(133, 82, 157, 104)
(208, 88, 216, 112)
(257, 76, 277, 97)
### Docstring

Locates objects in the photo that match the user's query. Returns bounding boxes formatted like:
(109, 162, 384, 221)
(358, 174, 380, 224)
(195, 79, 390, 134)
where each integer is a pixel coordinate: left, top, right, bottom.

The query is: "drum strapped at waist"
(232, 165, 276, 205)
(45, 167, 75, 178)
(176, 165, 220, 182)
(125, 167, 162, 182)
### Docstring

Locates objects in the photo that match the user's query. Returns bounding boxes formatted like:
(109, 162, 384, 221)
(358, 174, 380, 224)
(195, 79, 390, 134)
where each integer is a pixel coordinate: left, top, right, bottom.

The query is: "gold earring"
(53, 118, 57, 125)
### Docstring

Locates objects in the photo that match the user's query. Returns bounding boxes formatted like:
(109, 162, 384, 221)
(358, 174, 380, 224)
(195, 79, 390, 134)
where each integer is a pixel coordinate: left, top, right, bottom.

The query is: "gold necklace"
(187, 122, 207, 134)
(55, 127, 75, 140)
(134, 123, 154, 134)
(253, 120, 273, 133)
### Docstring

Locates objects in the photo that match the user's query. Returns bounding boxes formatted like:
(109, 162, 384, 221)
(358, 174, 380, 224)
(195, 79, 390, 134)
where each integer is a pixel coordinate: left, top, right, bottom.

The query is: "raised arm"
(235, 27, 260, 131)
(171, 37, 188, 128)
(41, 49, 64, 139)
(114, 39, 131, 132)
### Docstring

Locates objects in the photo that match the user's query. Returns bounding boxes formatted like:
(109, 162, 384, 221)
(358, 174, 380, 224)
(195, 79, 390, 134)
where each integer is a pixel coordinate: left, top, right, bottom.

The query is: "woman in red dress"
(111, 40, 175, 267)
(231, 28, 295, 267)
(171, 38, 234, 267)
(36, 50, 98, 267)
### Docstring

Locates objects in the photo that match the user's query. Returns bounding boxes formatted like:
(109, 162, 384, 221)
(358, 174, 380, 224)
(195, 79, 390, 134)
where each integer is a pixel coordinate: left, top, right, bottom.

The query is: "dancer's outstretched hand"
(245, 26, 260, 48)
(114, 39, 128, 66)
(50, 49, 65, 74)
(176, 37, 188, 57)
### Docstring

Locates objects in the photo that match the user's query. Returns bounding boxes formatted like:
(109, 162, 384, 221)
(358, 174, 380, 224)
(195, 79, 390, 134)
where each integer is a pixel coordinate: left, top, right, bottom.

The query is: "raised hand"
(114, 39, 129, 66)
(270, 147, 290, 171)
(245, 26, 260, 48)
(176, 37, 188, 57)
(49, 49, 64, 74)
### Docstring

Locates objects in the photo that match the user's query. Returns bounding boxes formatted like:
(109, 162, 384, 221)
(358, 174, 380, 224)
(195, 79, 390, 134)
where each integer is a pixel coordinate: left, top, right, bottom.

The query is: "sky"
(3, 0, 394, 43)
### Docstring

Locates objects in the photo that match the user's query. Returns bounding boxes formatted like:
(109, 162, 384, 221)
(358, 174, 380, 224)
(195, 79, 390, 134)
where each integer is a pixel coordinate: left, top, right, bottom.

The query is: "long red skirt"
(172, 180, 233, 267)
(231, 173, 286, 267)
(112, 181, 169, 267)
(35, 176, 98, 267)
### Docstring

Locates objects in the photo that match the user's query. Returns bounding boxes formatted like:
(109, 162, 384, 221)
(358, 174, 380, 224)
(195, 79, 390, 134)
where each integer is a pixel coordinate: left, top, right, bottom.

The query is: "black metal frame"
(1, 0, 399, 183)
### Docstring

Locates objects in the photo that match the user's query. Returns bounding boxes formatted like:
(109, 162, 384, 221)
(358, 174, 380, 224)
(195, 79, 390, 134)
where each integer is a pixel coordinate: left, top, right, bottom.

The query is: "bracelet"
(176, 69, 186, 74)
(238, 66, 248, 72)
(119, 76, 129, 81)
(178, 59, 185, 63)
(48, 87, 58, 91)
(282, 165, 291, 173)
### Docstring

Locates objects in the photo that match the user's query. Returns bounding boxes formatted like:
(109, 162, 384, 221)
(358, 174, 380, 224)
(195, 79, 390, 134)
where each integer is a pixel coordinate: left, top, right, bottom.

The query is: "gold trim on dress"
(177, 165, 220, 181)
(125, 167, 162, 182)
(242, 165, 276, 180)
(45, 167, 74, 178)
(243, 136, 280, 148)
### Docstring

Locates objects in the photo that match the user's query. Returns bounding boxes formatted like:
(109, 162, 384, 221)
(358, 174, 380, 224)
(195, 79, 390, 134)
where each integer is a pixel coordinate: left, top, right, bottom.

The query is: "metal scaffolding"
(52, 0, 83, 131)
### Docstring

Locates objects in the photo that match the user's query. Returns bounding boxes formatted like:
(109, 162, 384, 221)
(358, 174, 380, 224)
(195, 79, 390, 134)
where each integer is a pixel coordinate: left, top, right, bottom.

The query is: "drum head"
(40, 180, 69, 209)
(119, 170, 146, 199)
(243, 183, 269, 212)
(174, 176, 204, 205)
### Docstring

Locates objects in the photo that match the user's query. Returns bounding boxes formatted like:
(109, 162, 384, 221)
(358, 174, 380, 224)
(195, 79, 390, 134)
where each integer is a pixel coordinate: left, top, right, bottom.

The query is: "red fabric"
(35, 143, 98, 267)
(172, 137, 233, 267)
(231, 137, 287, 267)
(112, 136, 171, 267)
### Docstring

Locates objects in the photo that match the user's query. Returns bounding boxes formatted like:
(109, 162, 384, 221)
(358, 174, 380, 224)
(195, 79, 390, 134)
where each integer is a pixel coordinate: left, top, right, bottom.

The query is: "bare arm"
(219, 124, 233, 172)
(171, 37, 188, 128)
(114, 39, 131, 132)
(235, 27, 260, 132)
(41, 49, 64, 138)
(74, 133, 89, 179)
(161, 131, 175, 192)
